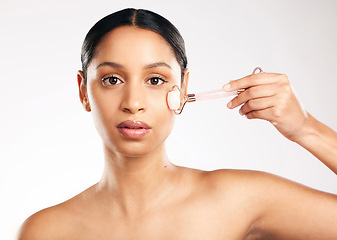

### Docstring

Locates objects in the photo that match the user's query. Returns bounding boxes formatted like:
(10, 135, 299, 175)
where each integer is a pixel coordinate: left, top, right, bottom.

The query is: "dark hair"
(81, 8, 188, 84)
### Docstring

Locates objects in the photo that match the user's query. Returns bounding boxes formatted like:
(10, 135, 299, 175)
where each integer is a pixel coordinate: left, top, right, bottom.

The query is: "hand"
(223, 72, 309, 142)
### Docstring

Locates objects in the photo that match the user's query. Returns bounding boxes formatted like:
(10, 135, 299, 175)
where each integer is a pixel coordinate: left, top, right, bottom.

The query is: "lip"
(117, 120, 151, 138)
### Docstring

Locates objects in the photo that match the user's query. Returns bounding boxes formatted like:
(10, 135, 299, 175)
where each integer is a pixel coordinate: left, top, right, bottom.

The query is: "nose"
(120, 83, 146, 114)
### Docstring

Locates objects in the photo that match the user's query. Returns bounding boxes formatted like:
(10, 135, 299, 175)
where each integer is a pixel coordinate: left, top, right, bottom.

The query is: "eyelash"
(146, 76, 168, 86)
(101, 76, 168, 86)
(101, 76, 123, 86)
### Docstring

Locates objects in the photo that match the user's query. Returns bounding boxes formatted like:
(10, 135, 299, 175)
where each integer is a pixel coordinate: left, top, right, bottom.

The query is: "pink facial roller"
(167, 67, 263, 115)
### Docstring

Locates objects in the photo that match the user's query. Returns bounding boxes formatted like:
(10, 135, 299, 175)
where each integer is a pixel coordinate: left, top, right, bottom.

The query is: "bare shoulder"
(199, 168, 272, 192)
(205, 169, 337, 235)
(202, 168, 312, 191)
(196, 168, 329, 212)
(17, 205, 68, 240)
(174, 166, 332, 203)
(177, 167, 274, 205)
(17, 185, 96, 240)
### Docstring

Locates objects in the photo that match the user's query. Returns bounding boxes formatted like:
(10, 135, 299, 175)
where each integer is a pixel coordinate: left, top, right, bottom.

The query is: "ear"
(178, 68, 189, 110)
(173, 68, 190, 114)
(180, 68, 189, 96)
(77, 70, 91, 112)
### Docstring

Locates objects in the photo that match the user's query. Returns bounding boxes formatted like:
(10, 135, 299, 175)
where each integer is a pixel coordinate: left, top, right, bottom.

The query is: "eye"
(101, 76, 123, 86)
(146, 77, 168, 86)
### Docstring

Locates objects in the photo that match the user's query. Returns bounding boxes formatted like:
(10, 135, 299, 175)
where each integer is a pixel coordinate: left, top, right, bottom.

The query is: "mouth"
(117, 120, 151, 138)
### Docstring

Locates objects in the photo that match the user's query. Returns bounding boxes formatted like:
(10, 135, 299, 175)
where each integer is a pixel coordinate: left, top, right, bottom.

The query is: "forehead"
(92, 26, 179, 70)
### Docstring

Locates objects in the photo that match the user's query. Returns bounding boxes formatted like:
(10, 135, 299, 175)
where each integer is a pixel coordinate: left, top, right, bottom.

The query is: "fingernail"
(239, 109, 243, 116)
(223, 83, 231, 91)
(227, 101, 232, 109)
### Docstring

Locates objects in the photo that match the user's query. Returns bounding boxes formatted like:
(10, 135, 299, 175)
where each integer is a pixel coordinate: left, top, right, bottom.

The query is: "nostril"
(122, 107, 145, 113)
(123, 107, 132, 113)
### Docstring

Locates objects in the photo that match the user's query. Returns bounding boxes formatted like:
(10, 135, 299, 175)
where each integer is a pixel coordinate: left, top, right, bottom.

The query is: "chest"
(69, 207, 251, 240)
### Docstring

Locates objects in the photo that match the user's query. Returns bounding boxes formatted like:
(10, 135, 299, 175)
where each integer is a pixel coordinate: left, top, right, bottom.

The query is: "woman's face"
(79, 26, 187, 157)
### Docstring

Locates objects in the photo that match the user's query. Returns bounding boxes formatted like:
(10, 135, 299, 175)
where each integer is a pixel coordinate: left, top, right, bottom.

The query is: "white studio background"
(1, 0, 337, 239)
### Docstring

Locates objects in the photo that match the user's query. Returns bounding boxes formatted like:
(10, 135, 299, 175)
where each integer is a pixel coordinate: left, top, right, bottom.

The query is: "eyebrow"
(144, 62, 172, 70)
(96, 62, 124, 70)
(96, 61, 172, 70)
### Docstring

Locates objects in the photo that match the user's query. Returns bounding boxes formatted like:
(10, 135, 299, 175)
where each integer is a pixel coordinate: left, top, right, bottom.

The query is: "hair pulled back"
(81, 8, 188, 84)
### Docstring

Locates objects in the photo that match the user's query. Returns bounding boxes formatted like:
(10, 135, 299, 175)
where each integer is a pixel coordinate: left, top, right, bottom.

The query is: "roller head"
(167, 90, 181, 111)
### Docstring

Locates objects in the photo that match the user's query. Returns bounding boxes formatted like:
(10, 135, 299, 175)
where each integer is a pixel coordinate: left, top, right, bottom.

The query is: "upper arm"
(251, 171, 337, 239)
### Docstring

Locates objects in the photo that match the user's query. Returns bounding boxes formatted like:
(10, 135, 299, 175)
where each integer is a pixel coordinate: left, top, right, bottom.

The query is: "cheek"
(88, 89, 119, 136)
(147, 88, 174, 115)
(89, 90, 110, 115)
(151, 90, 176, 133)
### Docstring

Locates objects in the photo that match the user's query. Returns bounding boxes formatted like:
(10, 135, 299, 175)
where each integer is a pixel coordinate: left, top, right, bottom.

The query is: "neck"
(97, 143, 179, 216)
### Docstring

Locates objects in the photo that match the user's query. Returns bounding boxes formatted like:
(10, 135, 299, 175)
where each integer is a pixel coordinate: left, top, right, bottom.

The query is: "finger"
(245, 107, 281, 125)
(222, 72, 276, 92)
(227, 84, 278, 109)
(239, 97, 276, 116)
(222, 73, 287, 92)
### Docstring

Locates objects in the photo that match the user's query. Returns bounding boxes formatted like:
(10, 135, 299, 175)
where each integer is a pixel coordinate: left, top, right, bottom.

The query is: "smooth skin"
(18, 26, 337, 240)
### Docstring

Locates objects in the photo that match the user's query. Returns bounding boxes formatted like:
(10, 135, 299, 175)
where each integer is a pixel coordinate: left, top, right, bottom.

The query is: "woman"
(18, 8, 337, 239)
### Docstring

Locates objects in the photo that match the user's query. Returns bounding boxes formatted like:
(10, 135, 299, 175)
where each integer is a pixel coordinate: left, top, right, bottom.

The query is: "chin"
(104, 138, 164, 158)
